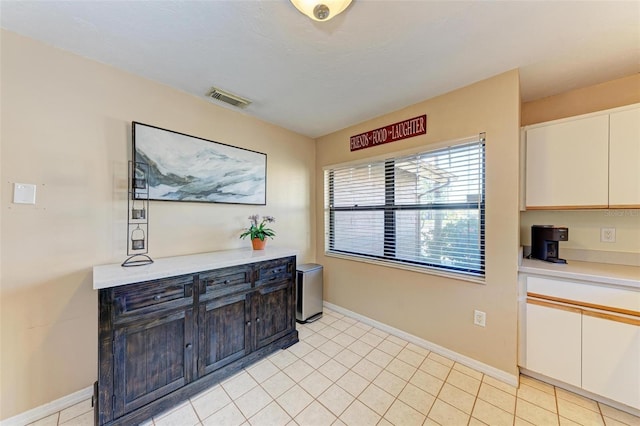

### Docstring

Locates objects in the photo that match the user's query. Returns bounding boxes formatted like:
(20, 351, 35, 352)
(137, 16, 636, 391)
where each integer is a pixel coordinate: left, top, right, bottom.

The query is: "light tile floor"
(29, 308, 639, 426)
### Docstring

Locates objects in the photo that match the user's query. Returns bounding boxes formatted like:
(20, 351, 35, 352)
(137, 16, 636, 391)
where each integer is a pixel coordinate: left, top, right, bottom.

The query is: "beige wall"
(521, 74, 640, 256)
(521, 73, 640, 126)
(0, 30, 316, 420)
(315, 70, 521, 376)
(520, 210, 640, 253)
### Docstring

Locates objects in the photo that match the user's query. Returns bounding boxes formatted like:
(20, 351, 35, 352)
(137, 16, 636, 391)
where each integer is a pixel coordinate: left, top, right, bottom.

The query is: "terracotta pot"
(252, 238, 266, 250)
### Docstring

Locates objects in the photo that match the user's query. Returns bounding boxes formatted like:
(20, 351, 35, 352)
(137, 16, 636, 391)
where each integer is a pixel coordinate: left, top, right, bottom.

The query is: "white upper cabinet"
(609, 107, 640, 208)
(526, 115, 609, 209)
(524, 104, 640, 209)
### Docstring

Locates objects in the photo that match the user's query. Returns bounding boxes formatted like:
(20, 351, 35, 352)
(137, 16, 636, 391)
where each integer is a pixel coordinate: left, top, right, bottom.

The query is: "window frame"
(324, 135, 486, 281)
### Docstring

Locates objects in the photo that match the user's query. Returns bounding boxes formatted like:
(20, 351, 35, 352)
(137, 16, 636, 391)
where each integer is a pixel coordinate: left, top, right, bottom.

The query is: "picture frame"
(132, 122, 267, 205)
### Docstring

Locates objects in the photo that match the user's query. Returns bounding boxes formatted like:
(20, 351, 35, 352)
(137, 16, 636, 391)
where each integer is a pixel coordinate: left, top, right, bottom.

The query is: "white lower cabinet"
(525, 301, 582, 388)
(523, 274, 640, 411)
(582, 312, 640, 409)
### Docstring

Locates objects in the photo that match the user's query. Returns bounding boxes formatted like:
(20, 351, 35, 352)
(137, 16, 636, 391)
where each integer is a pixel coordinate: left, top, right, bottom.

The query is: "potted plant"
(239, 214, 276, 250)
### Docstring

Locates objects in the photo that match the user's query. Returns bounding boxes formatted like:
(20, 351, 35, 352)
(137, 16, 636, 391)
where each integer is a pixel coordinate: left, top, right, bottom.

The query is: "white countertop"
(519, 258, 640, 290)
(93, 247, 298, 290)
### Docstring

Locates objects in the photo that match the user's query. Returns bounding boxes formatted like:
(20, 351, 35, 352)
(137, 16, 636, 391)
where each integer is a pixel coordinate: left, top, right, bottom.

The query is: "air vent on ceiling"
(206, 87, 251, 109)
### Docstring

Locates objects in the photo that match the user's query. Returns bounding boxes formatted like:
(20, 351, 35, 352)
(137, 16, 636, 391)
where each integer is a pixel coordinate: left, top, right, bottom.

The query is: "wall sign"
(350, 114, 427, 152)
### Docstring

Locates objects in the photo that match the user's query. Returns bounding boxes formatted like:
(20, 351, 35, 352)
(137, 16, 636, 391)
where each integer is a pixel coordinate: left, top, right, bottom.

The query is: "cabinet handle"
(153, 295, 162, 300)
(185, 343, 192, 349)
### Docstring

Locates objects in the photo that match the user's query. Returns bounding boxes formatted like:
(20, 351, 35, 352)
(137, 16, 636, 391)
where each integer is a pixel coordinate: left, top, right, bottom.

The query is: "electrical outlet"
(474, 310, 486, 327)
(600, 227, 616, 243)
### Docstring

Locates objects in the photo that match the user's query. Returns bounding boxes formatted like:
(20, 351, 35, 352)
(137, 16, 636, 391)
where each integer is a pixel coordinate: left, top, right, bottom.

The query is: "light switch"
(13, 183, 37, 204)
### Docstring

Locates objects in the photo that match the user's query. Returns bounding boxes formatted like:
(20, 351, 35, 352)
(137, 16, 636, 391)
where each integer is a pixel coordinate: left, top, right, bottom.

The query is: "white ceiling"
(1, 1, 638, 138)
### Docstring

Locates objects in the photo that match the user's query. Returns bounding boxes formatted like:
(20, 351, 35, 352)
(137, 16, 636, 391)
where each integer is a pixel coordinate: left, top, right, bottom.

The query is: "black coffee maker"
(531, 225, 569, 264)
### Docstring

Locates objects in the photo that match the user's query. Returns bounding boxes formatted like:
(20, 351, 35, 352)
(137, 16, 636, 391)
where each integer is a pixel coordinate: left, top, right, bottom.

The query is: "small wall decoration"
(133, 122, 267, 205)
(350, 114, 427, 152)
(122, 161, 153, 267)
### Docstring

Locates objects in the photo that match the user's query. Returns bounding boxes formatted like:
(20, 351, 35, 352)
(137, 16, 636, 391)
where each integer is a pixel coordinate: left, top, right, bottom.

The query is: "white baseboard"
(0, 386, 93, 426)
(323, 301, 520, 388)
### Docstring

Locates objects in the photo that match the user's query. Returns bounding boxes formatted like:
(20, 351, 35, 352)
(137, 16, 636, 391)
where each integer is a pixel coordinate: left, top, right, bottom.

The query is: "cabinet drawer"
(257, 257, 294, 285)
(113, 275, 194, 318)
(199, 265, 252, 300)
(527, 276, 640, 314)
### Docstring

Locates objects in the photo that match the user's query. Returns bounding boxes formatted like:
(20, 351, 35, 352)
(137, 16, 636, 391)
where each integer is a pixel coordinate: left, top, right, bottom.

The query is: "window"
(324, 136, 485, 277)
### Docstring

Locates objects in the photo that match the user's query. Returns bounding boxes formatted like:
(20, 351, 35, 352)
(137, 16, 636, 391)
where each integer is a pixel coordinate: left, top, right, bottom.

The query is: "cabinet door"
(254, 280, 295, 349)
(582, 312, 640, 409)
(198, 292, 251, 376)
(525, 300, 582, 387)
(609, 107, 640, 208)
(525, 115, 609, 209)
(113, 308, 194, 418)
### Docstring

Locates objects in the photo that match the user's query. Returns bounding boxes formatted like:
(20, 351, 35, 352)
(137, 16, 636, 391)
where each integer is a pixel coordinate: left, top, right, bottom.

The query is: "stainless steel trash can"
(296, 263, 323, 323)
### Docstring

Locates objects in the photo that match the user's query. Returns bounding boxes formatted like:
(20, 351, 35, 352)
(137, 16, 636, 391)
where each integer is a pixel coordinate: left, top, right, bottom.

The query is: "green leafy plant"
(239, 214, 276, 241)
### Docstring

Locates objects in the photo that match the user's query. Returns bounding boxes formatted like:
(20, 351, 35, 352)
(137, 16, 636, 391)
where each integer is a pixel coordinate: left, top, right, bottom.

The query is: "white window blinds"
(324, 136, 485, 277)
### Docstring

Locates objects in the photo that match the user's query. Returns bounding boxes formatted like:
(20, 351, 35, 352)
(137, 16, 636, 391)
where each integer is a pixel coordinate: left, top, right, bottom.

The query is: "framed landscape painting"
(132, 122, 266, 205)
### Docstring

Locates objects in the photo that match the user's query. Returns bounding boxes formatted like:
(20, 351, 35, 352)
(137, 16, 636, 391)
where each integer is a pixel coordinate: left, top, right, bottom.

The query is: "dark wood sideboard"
(95, 255, 298, 425)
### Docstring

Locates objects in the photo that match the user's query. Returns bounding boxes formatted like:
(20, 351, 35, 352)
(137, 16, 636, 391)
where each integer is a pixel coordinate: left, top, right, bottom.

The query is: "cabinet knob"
(224, 280, 229, 284)
(247, 321, 251, 327)
(186, 343, 192, 349)
(256, 318, 260, 323)
(153, 295, 162, 300)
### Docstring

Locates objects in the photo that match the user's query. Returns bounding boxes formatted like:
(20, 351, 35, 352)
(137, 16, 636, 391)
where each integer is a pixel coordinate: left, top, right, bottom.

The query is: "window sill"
(324, 251, 486, 285)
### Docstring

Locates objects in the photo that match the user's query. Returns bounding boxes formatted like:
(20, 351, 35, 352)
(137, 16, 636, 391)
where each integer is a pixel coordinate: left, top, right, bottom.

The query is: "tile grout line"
(259, 377, 310, 425)
(267, 353, 312, 423)
(314, 326, 390, 422)
(353, 329, 423, 423)
(554, 385, 561, 426)
(188, 399, 202, 426)
(426, 355, 454, 424)
(596, 401, 606, 425)
(472, 379, 520, 424)
(513, 396, 520, 426)
(304, 318, 357, 421)
(303, 320, 417, 423)
(39, 310, 639, 426)
(260, 321, 364, 423)
(466, 376, 481, 426)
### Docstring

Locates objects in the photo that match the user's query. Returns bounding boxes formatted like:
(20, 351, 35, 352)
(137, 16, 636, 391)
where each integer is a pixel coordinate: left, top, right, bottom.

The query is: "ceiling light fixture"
(290, 0, 352, 21)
